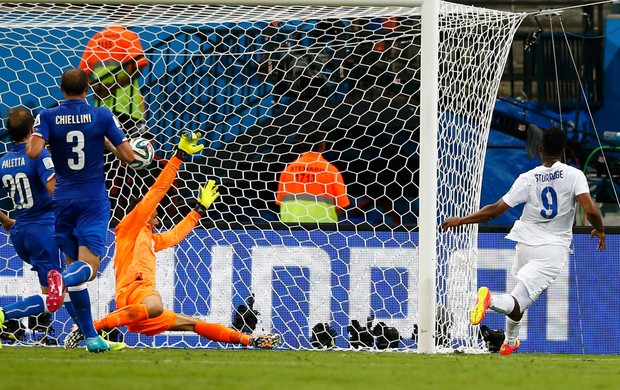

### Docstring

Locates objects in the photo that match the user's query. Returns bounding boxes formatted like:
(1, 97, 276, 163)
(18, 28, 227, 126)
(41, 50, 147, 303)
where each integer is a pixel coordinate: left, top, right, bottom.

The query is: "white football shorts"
(512, 242, 568, 300)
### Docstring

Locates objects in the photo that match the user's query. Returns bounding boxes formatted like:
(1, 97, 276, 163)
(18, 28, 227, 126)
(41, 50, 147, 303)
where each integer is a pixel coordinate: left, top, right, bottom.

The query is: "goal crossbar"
(1, 0, 425, 6)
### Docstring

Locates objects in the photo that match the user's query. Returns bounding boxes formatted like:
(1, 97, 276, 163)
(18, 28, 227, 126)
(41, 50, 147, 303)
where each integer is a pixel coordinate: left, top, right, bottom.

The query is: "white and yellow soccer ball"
(128, 137, 155, 170)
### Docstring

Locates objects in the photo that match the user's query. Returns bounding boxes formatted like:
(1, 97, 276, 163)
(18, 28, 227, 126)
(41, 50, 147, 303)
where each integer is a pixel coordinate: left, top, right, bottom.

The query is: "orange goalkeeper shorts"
(126, 308, 177, 336)
(115, 279, 177, 336)
(115, 279, 159, 307)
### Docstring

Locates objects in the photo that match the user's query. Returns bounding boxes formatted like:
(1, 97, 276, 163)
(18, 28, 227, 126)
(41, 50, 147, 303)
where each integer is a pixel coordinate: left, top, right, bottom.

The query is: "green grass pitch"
(1, 346, 619, 390)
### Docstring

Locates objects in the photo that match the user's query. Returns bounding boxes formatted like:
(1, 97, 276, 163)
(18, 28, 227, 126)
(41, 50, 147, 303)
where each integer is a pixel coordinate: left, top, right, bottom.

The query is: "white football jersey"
(502, 161, 589, 247)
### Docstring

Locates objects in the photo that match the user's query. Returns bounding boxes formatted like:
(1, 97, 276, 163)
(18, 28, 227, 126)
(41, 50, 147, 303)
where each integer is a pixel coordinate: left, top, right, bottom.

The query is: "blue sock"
(2, 295, 45, 320)
(63, 299, 81, 332)
(68, 287, 97, 339)
(62, 261, 93, 287)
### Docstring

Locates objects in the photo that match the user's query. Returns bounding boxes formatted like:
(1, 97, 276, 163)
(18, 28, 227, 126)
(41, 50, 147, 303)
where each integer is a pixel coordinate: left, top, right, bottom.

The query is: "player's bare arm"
(45, 176, 56, 197)
(26, 135, 46, 159)
(442, 199, 511, 229)
(114, 140, 136, 164)
(0, 210, 14, 232)
(104, 137, 131, 160)
(576, 193, 606, 251)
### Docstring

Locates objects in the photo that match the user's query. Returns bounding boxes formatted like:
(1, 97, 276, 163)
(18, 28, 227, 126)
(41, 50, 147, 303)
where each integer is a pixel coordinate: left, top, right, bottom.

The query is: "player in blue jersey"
(27, 68, 135, 353)
(0, 107, 63, 345)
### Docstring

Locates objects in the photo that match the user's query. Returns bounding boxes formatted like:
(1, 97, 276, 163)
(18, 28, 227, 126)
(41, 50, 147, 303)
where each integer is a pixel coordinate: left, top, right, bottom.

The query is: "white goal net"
(0, 1, 524, 351)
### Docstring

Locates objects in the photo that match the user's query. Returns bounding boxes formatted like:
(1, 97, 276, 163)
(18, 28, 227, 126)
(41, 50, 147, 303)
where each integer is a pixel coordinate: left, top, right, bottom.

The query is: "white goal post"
(0, 0, 525, 353)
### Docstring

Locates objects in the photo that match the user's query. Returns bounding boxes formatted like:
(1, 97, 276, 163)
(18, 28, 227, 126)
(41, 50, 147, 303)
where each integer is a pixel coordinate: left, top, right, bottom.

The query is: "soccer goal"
(0, 0, 524, 352)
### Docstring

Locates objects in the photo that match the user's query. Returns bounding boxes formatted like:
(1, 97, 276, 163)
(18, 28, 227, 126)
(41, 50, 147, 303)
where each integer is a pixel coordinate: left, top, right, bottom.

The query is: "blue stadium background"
(0, 229, 616, 354)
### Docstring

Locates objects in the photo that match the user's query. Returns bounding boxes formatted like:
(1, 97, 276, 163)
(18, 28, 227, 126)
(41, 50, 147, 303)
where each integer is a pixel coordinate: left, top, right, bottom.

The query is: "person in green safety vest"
(276, 133, 350, 223)
(79, 25, 148, 138)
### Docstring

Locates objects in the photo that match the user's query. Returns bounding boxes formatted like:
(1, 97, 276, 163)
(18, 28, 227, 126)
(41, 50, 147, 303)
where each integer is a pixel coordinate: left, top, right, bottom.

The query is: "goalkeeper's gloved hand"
(176, 131, 204, 159)
(194, 180, 220, 216)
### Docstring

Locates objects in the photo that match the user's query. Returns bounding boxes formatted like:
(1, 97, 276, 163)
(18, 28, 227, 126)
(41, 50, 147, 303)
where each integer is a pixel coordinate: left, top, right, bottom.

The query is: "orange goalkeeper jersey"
(113, 155, 201, 290)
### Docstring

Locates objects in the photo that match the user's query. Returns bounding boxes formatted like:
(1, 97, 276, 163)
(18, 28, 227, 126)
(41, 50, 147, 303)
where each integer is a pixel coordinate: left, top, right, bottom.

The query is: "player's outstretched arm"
(441, 199, 510, 229)
(194, 180, 220, 216)
(176, 131, 204, 159)
(152, 180, 220, 252)
(105, 138, 135, 164)
(576, 193, 606, 251)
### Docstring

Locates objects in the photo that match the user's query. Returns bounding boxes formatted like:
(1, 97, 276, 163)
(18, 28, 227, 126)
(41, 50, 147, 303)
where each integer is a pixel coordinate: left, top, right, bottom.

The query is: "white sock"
(490, 293, 515, 315)
(505, 317, 521, 346)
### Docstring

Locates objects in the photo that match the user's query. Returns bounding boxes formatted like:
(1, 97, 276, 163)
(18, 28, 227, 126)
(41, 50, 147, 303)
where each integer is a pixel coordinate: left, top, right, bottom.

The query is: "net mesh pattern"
(0, 2, 524, 350)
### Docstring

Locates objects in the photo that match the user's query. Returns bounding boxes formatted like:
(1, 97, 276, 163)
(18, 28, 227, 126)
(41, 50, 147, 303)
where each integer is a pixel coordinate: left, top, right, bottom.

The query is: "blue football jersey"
(33, 99, 126, 199)
(0, 143, 55, 224)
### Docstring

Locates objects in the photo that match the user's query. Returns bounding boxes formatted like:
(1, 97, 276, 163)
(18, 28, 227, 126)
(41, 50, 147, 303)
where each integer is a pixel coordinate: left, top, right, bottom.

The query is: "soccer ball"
(128, 137, 155, 170)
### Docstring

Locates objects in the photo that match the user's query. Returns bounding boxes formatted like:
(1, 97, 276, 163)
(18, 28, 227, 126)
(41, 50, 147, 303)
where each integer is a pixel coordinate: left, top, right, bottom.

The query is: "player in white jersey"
(442, 127, 605, 355)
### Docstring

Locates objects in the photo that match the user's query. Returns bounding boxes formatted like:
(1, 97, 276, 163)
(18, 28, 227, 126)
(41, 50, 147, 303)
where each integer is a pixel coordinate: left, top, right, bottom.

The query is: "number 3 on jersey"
(67, 130, 85, 170)
(540, 186, 558, 219)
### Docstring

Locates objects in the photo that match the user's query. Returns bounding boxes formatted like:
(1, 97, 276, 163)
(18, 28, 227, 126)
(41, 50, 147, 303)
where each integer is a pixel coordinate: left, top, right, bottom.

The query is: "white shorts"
(512, 242, 568, 300)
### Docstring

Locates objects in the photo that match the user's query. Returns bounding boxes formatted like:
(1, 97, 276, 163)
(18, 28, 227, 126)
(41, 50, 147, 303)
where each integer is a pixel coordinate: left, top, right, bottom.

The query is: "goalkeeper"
(65, 132, 281, 350)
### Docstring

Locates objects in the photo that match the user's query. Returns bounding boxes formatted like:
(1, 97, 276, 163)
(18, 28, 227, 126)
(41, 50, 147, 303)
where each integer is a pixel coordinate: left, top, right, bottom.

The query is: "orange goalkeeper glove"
(194, 180, 220, 216)
(176, 131, 204, 159)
